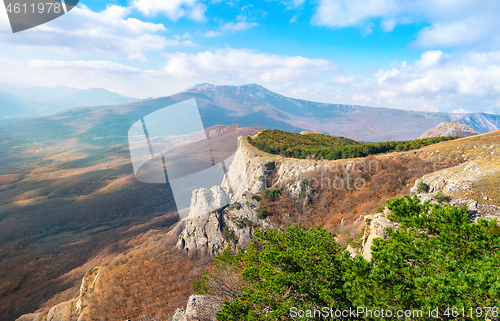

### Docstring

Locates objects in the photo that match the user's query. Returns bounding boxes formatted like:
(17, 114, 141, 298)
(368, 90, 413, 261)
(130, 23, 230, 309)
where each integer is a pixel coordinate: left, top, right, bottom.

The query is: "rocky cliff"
(177, 135, 325, 254)
(419, 121, 480, 139)
(16, 268, 101, 321)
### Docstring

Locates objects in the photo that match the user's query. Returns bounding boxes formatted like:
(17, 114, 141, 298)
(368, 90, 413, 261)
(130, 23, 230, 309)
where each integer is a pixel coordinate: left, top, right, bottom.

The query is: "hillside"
(0, 118, 261, 319)
(3, 84, 500, 319)
(15, 128, 500, 320)
(419, 120, 480, 138)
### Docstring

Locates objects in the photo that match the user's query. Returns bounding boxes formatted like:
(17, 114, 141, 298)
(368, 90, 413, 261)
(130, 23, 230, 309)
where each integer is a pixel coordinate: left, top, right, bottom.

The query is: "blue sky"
(1, 0, 500, 114)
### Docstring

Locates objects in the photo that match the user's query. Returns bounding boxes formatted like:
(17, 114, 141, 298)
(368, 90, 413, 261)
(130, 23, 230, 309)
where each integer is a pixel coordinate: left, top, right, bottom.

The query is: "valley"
(0, 84, 498, 320)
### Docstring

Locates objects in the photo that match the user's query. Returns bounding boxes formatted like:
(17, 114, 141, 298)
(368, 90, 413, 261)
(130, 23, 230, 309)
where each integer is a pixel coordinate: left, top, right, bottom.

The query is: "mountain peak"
(418, 121, 480, 139)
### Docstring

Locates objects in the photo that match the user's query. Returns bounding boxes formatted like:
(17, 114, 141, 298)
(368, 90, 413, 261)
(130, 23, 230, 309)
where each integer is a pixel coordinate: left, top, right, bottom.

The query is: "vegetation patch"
(248, 129, 458, 160)
(417, 182, 430, 193)
(194, 195, 500, 320)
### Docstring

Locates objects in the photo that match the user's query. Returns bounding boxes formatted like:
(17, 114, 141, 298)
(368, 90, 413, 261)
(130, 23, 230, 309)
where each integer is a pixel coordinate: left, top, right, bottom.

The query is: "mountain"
(168, 84, 500, 141)
(418, 121, 480, 139)
(0, 82, 138, 120)
(0, 89, 41, 119)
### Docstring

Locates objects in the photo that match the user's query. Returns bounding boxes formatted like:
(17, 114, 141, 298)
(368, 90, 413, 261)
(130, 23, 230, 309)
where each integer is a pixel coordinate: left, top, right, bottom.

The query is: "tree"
(194, 195, 500, 320)
(347, 195, 500, 318)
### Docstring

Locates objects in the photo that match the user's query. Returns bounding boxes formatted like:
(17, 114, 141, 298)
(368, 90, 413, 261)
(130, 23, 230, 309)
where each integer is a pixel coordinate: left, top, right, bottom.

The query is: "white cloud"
(330, 76, 358, 85)
(352, 94, 372, 102)
(361, 50, 500, 112)
(204, 30, 223, 37)
(311, 0, 500, 49)
(278, 0, 306, 9)
(131, 0, 207, 21)
(182, 40, 199, 47)
(312, 0, 397, 29)
(128, 52, 148, 62)
(221, 21, 258, 32)
(162, 48, 337, 83)
(204, 16, 259, 37)
(375, 50, 500, 97)
(0, 5, 178, 55)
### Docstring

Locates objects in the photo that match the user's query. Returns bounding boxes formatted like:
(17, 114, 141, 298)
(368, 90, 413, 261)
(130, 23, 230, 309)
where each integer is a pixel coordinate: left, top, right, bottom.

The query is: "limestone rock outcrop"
(15, 267, 101, 321)
(221, 137, 276, 201)
(177, 195, 276, 254)
(171, 295, 220, 321)
(361, 208, 398, 261)
(189, 186, 230, 218)
(410, 159, 500, 221)
(419, 121, 480, 139)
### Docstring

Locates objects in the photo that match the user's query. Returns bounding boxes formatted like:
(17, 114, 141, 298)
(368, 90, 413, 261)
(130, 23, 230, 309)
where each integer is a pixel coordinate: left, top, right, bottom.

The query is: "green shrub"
(375, 206, 385, 213)
(194, 195, 500, 320)
(417, 182, 430, 193)
(257, 204, 268, 219)
(434, 190, 450, 203)
(232, 202, 242, 210)
(222, 226, 235, 243)
(251, 195, 262, 202)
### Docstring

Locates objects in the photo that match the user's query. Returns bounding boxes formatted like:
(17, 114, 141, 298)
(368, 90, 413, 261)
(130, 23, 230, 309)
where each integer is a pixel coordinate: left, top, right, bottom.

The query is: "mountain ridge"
(0, 82, 138, 120)
(2, 83, 500, 143)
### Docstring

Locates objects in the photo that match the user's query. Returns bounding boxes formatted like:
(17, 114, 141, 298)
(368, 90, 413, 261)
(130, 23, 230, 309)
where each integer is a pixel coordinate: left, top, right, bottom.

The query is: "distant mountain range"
(170, 84, 500, 141)
(1, 83, 500, 142)
(0, 82, 138, 120)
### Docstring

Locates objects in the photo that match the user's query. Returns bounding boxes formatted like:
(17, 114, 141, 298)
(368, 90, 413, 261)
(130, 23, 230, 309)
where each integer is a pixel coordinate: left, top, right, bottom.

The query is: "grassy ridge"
(248, 129, 459, 160)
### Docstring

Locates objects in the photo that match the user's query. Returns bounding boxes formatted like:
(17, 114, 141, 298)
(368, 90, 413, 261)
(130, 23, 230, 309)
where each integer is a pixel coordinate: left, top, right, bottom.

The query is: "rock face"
(189, 186, 230, 218)
(178, 136, 317, 254)
(419, 121, 480, 139)
(410, 159, 500, 221)
(15, 267, 101, 321)
(361, 208, 398, 261)
(221, 137, 276, 202)
(177, 195, 276, 254)
(171, 295, 220, 321)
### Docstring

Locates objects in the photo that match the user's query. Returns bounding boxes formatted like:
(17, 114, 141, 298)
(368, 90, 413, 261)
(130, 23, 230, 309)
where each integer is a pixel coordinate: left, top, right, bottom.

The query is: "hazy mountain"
(2, 83, 500, 143)
(0, 82, 138, 120)
(0, 89, 52, 119)
(170, 84, 500, 141)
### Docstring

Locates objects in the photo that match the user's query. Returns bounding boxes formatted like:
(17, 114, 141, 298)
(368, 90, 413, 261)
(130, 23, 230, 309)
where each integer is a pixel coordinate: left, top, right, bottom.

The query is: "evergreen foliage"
(248, 130, 458, 160)
(194, 195, 500, 320)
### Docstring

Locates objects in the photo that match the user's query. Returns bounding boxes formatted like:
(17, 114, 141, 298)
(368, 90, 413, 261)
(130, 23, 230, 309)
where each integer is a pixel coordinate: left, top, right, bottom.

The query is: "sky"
(1, 0, 500, 114)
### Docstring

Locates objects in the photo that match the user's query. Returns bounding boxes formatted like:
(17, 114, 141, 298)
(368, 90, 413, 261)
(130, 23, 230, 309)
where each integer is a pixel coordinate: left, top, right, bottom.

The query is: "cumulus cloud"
(362, 50, 500, 112)
(375, 50, 500, 97)
(204, 14, 259, 37)
(128, 52, 148, 62)
(162, 48, 337, 83)
(204, 30, 223, 37)
(0, 5, 183, 55)
(221, 21, 258, 32)
(130, 0, 207, 21)
(311, 0, 500, 49)
(330, 76, 358, 86)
